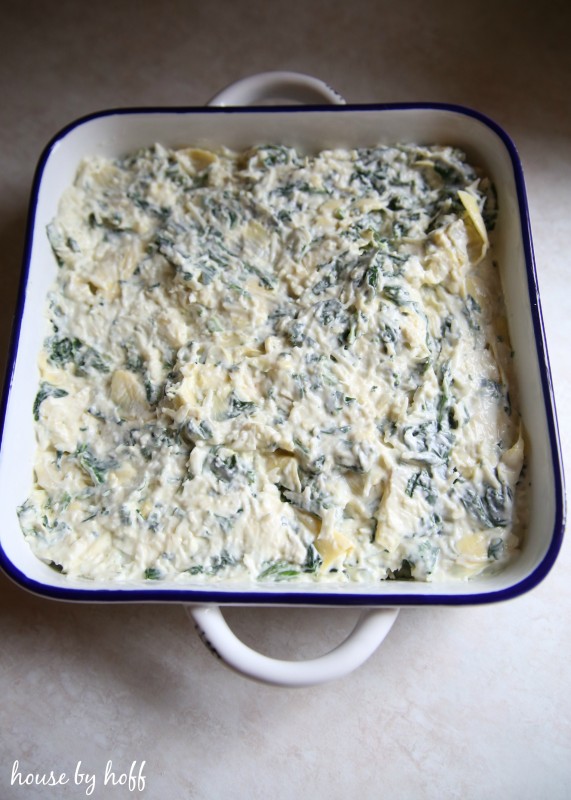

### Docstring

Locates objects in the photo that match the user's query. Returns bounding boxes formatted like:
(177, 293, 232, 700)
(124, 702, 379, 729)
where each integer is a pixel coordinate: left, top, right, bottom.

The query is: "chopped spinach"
(406, 469, 437, 504)
(461, 484, 510, 528)
(47, 336, 109, 375)
(144, 567, 162, 580)
(463, 295, 481, 331)
(208, 450, 239, 483)
(33, 383, 68, 421)
(389, 559, 414, 580)
(303, 543, 323, 573)
(382, 285, 408, 306)
(244, 262, 275, 289)
(488, 537, 505, 560)
(209, 549, 237, 573)
(181, 419, 213, 443)
(258, 560, 300, 581)
(75, 445, 117, 485)
(226, 392, 257, 419)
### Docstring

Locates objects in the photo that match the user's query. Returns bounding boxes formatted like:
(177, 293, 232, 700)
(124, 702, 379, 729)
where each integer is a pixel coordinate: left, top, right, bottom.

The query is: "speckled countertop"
(1, 1, 570, 798)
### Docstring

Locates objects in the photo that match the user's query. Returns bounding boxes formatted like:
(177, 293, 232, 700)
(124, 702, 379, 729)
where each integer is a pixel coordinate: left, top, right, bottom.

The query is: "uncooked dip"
(18, 142, 527, 583)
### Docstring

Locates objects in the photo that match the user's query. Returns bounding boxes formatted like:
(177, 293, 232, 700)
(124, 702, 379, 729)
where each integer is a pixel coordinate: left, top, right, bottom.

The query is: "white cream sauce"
(18, 142, 526, 583)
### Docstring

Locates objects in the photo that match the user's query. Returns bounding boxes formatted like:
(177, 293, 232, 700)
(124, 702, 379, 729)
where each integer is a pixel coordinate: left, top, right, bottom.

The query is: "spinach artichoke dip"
(18, 141, 527, 584)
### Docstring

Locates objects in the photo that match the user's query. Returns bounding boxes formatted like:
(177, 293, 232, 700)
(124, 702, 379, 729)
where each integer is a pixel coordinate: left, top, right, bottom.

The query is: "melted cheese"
(18, 142, 527, 583)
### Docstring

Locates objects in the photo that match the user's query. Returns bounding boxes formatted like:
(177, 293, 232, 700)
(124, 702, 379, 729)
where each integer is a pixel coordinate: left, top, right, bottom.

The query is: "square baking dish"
(0, 99, 565, 608)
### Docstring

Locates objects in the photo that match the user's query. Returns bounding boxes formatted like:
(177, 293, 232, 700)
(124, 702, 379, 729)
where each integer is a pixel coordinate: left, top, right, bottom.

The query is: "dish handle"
(187, 605, 399, 687)
(207, 70, 346, 106)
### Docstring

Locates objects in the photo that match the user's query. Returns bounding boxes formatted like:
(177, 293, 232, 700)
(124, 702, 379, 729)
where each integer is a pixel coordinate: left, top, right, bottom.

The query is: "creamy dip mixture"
(18, 142, 526, 583)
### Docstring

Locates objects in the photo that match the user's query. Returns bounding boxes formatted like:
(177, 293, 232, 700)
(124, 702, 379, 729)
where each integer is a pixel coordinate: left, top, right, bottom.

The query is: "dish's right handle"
(187, 605, 399, 687)
(208, 70, 346, 107)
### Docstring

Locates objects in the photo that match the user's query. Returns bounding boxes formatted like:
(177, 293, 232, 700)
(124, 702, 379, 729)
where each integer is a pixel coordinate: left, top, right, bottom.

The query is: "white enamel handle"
(187, 605, 399, 687)
(208, 70, 346, 107)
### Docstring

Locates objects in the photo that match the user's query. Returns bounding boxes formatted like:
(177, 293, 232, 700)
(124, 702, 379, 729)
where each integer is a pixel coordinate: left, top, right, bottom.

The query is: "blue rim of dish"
(0, 102, 565, 606)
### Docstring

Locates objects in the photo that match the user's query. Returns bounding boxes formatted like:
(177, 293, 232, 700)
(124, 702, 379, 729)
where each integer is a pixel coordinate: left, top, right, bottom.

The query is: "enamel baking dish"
(0, 73, 565, 686)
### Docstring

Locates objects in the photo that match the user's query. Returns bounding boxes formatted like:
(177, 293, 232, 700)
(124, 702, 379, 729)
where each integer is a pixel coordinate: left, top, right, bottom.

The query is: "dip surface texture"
(19, 142, 526, 583)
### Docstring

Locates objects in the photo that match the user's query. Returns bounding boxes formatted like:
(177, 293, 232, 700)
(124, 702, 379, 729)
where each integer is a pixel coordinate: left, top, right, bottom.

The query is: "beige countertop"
(1, 1, 570, 798)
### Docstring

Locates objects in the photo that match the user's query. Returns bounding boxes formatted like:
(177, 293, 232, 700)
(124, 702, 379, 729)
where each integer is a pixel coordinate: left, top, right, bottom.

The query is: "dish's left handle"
(208, 70, 346, 106)
(187, 605, 399, 687)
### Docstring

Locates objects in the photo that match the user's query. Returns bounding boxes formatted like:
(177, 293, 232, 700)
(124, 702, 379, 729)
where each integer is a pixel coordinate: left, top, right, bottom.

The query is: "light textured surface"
(1, 1, 570, 798)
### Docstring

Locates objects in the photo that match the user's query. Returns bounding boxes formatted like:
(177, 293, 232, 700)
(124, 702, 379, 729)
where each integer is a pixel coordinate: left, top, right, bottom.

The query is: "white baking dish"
(0, 73, 565, 685)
